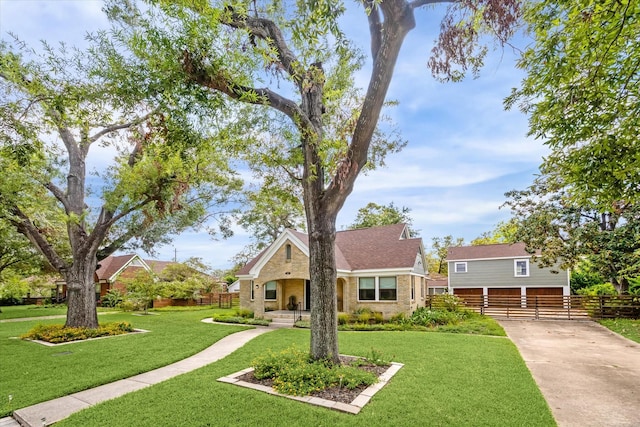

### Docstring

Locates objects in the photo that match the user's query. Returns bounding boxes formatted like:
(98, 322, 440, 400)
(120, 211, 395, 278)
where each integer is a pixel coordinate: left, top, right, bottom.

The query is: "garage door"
(526, 287, 564, 308)
(453, 288, 483, 306)
(488, 288, 521, 307)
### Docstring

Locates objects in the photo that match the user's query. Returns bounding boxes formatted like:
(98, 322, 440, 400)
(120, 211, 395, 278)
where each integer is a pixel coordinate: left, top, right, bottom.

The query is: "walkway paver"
(498, 319, 640, 427)
(12, 326, 272, 426)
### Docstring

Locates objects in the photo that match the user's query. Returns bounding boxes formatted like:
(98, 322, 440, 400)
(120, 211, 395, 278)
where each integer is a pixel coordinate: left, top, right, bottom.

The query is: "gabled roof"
(96, 254, 179, 282)
(447, 243, 537, 261)
(96, 254, 148, 282)
(238, 223, 424, 276)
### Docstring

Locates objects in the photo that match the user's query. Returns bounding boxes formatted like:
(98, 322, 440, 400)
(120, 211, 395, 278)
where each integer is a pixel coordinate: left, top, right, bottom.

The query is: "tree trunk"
(64, 257, 99, 328)
(307, 214, 339, 363)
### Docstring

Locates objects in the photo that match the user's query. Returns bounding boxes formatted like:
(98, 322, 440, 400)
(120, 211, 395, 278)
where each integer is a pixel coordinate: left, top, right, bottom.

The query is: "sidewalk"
(498, 319, 640, 427)
(8, 324, 273, 426)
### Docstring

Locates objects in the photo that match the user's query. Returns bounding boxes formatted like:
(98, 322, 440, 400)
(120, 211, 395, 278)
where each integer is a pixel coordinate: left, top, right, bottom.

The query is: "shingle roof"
(96, 254, 138, 281)
(447, 243, 537, 261)
(238, 223, 422, 275)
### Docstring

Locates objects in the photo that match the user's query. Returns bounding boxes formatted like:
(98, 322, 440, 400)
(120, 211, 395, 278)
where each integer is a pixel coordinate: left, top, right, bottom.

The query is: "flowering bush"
(21, 322, 134, 343)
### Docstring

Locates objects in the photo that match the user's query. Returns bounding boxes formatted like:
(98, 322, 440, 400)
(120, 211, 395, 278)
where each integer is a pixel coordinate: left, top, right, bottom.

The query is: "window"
(264, 281, 277, 300)
(410, 276, 415, 300)
(379, 277, 397, 301)
(514, 259, 529, 277)
(250, 280, 254, 300)
(358, 276, 397, 301)
(454, 262, 467, 273)
(285, 244, 292, 262)
(358, 277, 375, 301)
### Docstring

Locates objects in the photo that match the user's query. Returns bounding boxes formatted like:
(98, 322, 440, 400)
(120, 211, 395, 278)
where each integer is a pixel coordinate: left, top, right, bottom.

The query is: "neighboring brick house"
(236, 223, 428, 319)
(447, 243, 570, 305)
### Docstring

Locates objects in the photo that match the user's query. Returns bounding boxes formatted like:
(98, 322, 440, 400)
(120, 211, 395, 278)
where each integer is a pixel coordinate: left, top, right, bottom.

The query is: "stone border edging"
(218, 360, 404, 414)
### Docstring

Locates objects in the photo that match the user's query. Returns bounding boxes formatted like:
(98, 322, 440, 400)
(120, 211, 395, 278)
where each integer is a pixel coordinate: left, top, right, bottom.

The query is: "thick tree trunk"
(64, 257, 99, 328)
(307, 215, 339, 363)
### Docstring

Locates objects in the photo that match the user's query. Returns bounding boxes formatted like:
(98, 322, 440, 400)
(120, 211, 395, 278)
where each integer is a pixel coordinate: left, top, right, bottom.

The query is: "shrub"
(357, 311, 372, 323)
(21, 322, 134, 343)
(234, 308, 254, 318)
(101, 289, 124, 308)
(429, 294, 466, 312)
(411, 307, 461, 326)
(211, 314, 269, 326)
(337, 313, 350, 325)
(252, 347, 378, 396)
(576, 283, 618, 296)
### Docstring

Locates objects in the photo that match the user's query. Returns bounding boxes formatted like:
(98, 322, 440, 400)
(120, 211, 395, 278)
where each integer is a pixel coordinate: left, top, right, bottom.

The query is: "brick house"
(236, 223, 428, 319)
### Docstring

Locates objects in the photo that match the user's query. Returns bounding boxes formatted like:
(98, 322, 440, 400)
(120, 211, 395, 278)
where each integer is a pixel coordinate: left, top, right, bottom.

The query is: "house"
(447, 243, 570, 306)
(426, 273, 448, 295)
(236, 223, 428, 319)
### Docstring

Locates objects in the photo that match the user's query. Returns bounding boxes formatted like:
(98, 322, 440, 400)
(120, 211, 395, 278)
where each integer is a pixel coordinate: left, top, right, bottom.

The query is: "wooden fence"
(425, 295, 640, 320)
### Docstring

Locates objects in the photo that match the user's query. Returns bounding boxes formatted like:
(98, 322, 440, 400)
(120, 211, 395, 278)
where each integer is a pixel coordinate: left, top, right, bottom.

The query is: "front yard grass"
(56, 328, 555, 427)
(0, 304, 69, 320)
(0, 308, 247, 416)
(599, 318, 640, 343)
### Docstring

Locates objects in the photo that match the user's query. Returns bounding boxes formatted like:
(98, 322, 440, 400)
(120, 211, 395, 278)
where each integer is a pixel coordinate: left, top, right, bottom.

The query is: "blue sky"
(0, 1, 547, 270)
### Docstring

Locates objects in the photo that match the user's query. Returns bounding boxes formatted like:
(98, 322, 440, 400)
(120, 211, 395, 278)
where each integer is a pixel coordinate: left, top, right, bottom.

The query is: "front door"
(305, 280, 311, 311)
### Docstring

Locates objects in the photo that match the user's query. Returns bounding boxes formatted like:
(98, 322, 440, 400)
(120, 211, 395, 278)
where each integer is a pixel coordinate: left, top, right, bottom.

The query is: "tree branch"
(88, 112, 154, 144)
(5, 202, 68, 272)
(182, 50, 314, 132)
(44, 181, 71, 212)
(223, 11, 301, 82)
(364, 0, 383, 60)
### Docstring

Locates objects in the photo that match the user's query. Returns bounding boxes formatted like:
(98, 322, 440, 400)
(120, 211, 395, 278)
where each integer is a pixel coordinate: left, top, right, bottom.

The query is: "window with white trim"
(410, 276, 415, 300)
(358, 277, 375, 300)
(379, 277, 397, 301)
(514, 259, 529, 277)
(358, 276, 397, 301)
(250, 280, 254, 300)
(264, 281, 277, 300)
(454, 262, 467, 273)
(285, 244, 292, 262)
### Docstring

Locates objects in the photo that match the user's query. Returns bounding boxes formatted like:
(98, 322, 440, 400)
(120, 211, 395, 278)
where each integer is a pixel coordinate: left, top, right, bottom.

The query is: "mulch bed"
(237, 355, 389, 404)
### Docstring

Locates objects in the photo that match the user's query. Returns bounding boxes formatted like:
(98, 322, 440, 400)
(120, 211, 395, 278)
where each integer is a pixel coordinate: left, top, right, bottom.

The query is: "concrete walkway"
(7, 324, 273, 426)
(498, 319, 640, 427)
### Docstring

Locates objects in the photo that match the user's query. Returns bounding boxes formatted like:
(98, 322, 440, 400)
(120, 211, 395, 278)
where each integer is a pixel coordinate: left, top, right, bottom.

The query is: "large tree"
(504, 175, 640, 293)
(0, 38, 242, 327)
(108, 0, 519, 361)
(506, 0, 640, 208)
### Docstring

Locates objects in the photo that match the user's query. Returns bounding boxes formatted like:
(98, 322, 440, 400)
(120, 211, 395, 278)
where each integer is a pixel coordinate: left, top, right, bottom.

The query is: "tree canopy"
(349, 202, 416, 234)
(504, 175, 640, 293)
(0, 34, 242, 327)
(506, 0, 640, 208)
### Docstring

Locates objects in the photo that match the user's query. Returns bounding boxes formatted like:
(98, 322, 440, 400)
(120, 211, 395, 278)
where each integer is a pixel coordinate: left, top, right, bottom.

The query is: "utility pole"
(173, 247, 177, 263)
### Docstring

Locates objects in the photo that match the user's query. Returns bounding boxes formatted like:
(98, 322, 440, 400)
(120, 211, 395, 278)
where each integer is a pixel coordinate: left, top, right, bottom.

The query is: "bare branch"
(364, 0, 383, 59)
(44, 181, 70, 212)
(223, 11, 301, 82)
(182, 50, 314, 132)
(6, 203, 68, 272)
(88, 112, 154, 144)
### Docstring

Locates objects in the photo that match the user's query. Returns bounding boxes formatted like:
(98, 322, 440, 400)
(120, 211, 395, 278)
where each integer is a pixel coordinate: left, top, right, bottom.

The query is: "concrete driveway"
(498, 320, 640, 427)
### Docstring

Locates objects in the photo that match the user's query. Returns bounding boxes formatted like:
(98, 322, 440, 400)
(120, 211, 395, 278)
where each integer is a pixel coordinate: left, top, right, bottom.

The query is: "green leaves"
(509, 0, 640, 207)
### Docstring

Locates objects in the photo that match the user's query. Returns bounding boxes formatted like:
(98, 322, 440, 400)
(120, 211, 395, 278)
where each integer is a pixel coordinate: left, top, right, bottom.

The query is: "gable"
(237, 223, 426, 277)
(240, 229, 309, 277)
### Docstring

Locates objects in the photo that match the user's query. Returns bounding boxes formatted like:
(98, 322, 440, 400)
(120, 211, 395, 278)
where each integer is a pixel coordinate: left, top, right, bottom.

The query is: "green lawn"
(599, 318, 640, 343)
(56, 329, 555, 427)
(0, 308, 247, 416)
(0, 304, 69, 320)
